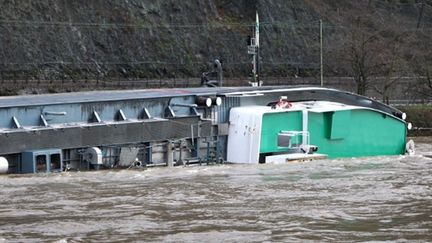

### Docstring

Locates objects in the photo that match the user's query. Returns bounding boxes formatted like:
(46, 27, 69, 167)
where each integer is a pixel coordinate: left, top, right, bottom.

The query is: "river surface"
(0, 141, 431, 242)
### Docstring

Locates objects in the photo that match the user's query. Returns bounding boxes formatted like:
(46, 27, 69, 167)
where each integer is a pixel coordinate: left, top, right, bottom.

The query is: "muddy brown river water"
(0, 141, 431, 242)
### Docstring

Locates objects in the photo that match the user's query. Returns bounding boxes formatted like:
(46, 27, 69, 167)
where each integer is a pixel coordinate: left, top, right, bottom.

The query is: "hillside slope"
(0, 0, 431, 95)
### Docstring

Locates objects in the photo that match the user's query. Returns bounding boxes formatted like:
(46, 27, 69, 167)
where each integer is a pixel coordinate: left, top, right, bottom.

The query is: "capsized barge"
(0, 86, 410, 174)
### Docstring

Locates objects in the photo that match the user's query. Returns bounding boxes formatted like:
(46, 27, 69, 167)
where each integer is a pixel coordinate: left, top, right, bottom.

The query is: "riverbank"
(411, 136, 432, 143)
(397, 105, 432, 136)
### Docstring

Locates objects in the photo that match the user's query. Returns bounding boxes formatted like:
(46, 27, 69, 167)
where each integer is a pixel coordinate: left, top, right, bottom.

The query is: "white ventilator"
(83, 147, 103, 165)
(0, 157, 8, 174)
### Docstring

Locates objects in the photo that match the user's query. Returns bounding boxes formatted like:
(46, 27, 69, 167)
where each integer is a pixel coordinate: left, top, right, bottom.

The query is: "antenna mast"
(248, 12, 261, 86)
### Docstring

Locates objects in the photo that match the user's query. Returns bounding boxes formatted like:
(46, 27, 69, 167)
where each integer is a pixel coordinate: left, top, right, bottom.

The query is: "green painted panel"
(308, 109, 406, 158)
(260, 111, 302, 153)
(330, 110, 351, 139)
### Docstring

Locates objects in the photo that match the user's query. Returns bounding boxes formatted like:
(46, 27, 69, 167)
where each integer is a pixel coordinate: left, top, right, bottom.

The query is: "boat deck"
(265, 153, 328, 164)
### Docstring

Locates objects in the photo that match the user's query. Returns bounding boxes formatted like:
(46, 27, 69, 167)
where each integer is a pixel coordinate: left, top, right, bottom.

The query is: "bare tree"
(372, 34, 407, 104)
(409, 34, 432, 102)
(413, 61, 432, 101)
(344, 17, 383, 96)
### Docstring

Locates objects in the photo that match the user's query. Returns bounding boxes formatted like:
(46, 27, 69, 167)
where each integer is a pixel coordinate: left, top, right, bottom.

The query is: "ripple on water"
(0, 144, 431, 241)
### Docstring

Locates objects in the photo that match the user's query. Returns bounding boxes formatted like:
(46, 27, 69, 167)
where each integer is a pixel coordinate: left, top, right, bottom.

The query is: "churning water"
(0, 142, 431, 242)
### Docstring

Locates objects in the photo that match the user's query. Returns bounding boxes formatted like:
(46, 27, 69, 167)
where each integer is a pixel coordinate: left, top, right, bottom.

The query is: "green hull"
(308, 110, 406, 158)
(260, 109, 406, 159)
(260, 111, 303, 153)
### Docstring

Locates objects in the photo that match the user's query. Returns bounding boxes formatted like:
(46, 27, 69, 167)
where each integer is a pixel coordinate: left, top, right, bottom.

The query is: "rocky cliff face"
(0, 0, 431, 89)
(1, 0, 258, 80)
